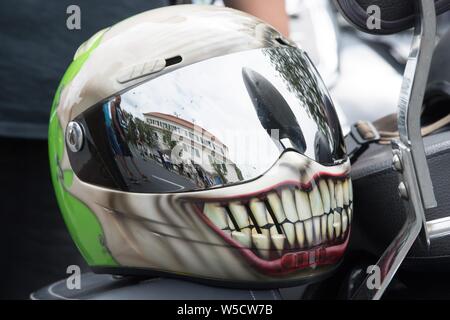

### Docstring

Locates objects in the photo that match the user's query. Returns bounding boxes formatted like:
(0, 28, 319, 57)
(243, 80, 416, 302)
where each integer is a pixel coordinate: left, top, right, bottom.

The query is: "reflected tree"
(122, 110, 158, 149)
(162, 129, 177, 151)
(263, 47, 335, 154)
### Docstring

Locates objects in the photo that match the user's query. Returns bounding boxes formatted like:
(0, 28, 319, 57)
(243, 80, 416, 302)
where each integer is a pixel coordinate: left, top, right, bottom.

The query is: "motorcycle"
(33, 0, 450, 300)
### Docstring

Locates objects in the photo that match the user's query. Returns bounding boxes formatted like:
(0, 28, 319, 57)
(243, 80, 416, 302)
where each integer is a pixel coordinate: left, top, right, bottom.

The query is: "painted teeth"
(327, 213, 334, 240)
(227, 215, 236, 233)
(267, 192, 296, 248)
(295, 222, 305, 248)
(309, 184, 324, 217)
(313, 217, 322, 245)
(335, 181, 344, 208)
(342, 209, 349, 234)
(202, 177, 353, 260)
(271, 234, 286, 255)
(283, 223, 296, 248)
(252, 229, 270, 259)
(249, 199, 270, 237)
(232, 231, 251, 248)
(295, 189, 312, 221)
(319, 180, 331, 214)
(304, 219, 314, 246)
(266, 213, 286, 256)
(204, 203, 228, 230)
(328, 179, 336, 208)
(343, 179, 350, 206)
(267, 193, 286, 225)
(321, 215, 328, 241)
(281, 189, 298, 222)
(229, 202, 251, 234)
(280, 189, 297, 247)
(267, 212, 279, 237)
(334, 211, 342, 238)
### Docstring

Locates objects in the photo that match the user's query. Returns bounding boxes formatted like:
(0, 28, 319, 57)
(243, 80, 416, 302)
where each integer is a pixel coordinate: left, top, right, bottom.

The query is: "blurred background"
(1, 0, 450, 299)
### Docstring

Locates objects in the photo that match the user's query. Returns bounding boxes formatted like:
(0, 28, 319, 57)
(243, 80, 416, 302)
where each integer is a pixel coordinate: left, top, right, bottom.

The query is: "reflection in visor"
(68, 47, 346, 193)
(242, 67, 306, 152)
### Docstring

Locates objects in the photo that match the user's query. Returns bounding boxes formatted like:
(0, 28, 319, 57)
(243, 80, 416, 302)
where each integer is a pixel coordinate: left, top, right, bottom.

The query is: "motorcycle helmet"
(49, 5, 352, 287)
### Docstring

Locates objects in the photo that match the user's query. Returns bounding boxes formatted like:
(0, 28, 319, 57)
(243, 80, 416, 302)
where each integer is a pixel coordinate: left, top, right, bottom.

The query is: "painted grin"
(194, 174, 353, 275)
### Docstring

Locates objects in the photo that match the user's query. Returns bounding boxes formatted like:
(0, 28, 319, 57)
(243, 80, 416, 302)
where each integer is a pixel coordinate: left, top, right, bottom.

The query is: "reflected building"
(143, 112, 243, 186)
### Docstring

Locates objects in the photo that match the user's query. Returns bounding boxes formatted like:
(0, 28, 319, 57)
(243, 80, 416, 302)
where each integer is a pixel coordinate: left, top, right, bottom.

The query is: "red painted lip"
(191, 172, 351, 276)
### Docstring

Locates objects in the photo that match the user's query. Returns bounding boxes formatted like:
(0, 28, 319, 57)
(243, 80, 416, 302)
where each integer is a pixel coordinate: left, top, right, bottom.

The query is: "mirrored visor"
(68, 47, 346, 193)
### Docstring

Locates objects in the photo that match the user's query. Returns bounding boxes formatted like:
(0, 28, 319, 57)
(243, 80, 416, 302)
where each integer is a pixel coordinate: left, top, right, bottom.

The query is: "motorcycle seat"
(334, 0, 450, 35)
(351, 128, 450, 270)
(349, 25, 450, 272)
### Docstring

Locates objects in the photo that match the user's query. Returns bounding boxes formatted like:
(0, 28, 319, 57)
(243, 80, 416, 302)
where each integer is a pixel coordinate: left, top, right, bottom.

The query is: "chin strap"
(344, 120, 380, 162)
(376, 113, 450, 145)
(345, 113, 450, 161)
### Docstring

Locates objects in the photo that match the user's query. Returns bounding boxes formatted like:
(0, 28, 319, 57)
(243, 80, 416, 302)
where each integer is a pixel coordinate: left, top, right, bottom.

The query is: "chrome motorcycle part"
(352, 0, 437, 300)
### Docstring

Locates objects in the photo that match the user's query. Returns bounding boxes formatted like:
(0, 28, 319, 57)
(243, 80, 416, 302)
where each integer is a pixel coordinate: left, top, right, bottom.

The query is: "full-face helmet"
(49, 5, 352, 287)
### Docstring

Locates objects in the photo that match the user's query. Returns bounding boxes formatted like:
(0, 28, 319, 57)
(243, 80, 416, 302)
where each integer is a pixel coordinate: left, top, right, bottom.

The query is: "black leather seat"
(351, 130, 450, 270)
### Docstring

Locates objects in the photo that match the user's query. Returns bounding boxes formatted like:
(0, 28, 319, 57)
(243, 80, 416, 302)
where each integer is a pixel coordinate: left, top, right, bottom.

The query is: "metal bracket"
(397, 1, 437, 211)
(352, 0, 437, 300)
(427, 216, 450, 240)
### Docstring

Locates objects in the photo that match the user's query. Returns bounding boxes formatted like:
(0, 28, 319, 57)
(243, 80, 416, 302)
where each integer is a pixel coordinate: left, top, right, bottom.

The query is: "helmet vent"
(165, 55, 183, 67)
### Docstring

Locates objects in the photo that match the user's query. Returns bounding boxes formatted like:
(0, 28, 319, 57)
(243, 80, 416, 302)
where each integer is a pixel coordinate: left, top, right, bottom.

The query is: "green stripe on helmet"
(48, 29, 118, 267)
